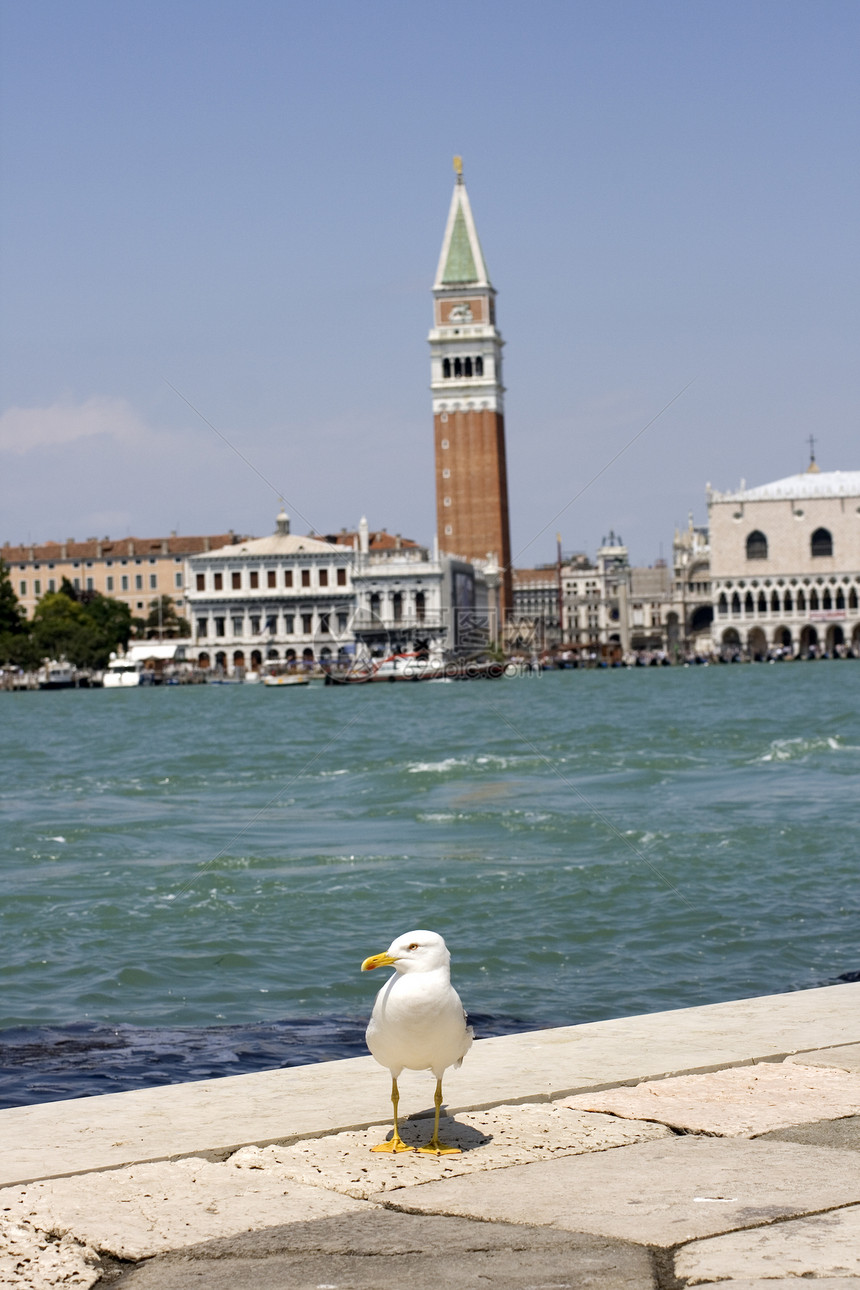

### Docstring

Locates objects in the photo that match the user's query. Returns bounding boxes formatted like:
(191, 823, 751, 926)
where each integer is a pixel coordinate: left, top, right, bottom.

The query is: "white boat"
(37, 660, 75, 690)
(103, 656, 144, 688)
(261, 671, 311, 687)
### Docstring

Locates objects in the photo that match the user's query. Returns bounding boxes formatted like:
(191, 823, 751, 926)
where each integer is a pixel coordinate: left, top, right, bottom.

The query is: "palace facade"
(708, 465, 860, 657)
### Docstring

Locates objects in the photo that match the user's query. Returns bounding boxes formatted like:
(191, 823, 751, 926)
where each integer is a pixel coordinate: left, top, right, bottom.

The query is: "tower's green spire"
(441, 203, 478, 283)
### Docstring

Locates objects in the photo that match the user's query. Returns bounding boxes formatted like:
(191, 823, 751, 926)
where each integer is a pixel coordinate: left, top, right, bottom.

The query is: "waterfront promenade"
(1, 981, 859, 1287)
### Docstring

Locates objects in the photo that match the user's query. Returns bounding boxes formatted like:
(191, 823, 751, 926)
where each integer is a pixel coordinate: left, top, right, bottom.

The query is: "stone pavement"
(1, 983, 859, 1289)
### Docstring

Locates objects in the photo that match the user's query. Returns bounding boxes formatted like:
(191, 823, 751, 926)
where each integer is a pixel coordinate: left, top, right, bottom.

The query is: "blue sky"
(1, 0, 857, 566)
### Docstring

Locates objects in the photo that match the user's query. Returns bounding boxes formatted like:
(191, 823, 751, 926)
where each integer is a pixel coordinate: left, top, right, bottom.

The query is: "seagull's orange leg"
(415, 1077, 461, 1155)
(370, 1076, 414, 1153)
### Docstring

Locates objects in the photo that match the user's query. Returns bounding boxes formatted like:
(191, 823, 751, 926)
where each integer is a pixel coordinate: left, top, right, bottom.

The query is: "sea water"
(1, 662, 857, 1105)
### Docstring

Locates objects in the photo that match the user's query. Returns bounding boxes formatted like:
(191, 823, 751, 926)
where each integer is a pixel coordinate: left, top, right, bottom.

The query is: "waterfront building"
(708, 461, 860, 657)
(671, 515, 713, 653)
(559, 537, 675, 656)
(344, 519, 490, 661)
(509, 567, 562, 652)
(2, 532, 243, 623)
(185, 510, 353, 671)
(429, 158, 513, 616)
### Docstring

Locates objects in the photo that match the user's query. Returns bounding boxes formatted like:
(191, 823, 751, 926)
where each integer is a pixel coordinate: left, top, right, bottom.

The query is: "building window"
(175, 572, 182, 589)
(370, 593, 380, 619)
(441, 438, 449, 449)
(135, 575, 143, 590)
(463, 356, 473, 377)
(250, 616, 260, 634)
(770, 590, 779, 612)
(718, 593, 728, 616)
(197, 619, 208, 637)
(149, 574, 157, 590)
(757, 591, 766, 613)
(196, 573, 205, 591)
(302, 614, 312, 633)
(783, 590, 793, 611)
(232, 617, 243, 635)
(231, 571, 241, 590)
(822, 589, 832, 610)
(809, 589, 819, 611)
(797, 589, 806, 611)
(811, 527, 833, 557)
(443, 358, 451, 378)
(214, 572, 223, 590)
(746, 531, 768, 560)
(337, 567, 347, 586)
(19, 581, 26, 595)
(849, 588, 858, 610)
(416, 591, 425, 621)
(285, 615, 295, 633)
(284, 570, 293, 587)
(475, 356, 484, 376)
(444, 524, 453, 536)
(319, 613, 330, 634)
(266, 615, 277, 633)
(301, 569, 310, 587)
(337, 612, 348, 631)
(214, 617, 225, 636)
(319, 569, 328, 587)
(250, 570, 259, 589)
(267, 570, 276, 588)
(121, 575, 129, 591)
(453, 357, 462, 377)
(392, 592, 403, 621)
(442, 468, 450, 478)
(443, 496, 451, 507)
(836, 588, 845, 610)
(86, 578, 94, 591)
(731, 592, 740, 614)
(34, 579, 41, 596)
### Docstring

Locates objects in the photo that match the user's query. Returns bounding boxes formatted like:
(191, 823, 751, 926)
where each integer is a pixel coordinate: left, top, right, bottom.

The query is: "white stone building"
(186, 510, 355, 672)
(708, 465, 860, 657)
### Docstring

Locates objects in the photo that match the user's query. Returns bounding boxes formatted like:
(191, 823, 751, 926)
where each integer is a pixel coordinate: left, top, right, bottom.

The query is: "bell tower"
(429, 158, 512, 616)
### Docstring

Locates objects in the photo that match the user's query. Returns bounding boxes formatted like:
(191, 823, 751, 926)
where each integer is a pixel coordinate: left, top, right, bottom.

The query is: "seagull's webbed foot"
(415, 1138, 461, 1155)
(370, 1132, 414, 1154)
(415, 1077, 462, 1155)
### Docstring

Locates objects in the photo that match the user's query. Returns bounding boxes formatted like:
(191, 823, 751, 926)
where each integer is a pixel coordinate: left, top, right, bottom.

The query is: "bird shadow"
(395, 1111, 492, 1154)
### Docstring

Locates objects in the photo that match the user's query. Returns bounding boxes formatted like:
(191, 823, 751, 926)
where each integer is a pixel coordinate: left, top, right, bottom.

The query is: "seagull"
(361, 929, 473, 1154)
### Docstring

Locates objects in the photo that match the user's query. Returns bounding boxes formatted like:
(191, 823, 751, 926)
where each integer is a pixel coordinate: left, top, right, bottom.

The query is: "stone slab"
(0, 1157, 362, 1261)
(112, 1210, 656, 1289)
(674, 1201, 860, 1283)
(763, 1114, 860, 1151)
(787, 1042, 860, 1073)
(0, 1217, 100, 1290)
(2, 982, 858, 1187)
(229, 1102, 671, 1199)
(684, 1281, 860, 1289)
(562, 1062, 860, 1136)
(384, 1136, 860, 1248)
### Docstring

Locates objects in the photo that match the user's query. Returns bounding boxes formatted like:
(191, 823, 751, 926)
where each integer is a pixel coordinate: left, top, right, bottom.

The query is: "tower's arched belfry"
(429, 158, 512, 615)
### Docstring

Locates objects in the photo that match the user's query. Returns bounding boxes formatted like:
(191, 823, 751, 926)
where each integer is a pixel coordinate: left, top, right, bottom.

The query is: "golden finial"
(453, 155, 463, 178)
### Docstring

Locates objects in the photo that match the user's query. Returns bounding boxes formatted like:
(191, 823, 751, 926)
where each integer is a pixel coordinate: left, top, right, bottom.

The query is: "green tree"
(30, 589, 133, 669)
(0, 558, 32, 666)
(141, 595, 191, 639)
(0, 558, 25, 635)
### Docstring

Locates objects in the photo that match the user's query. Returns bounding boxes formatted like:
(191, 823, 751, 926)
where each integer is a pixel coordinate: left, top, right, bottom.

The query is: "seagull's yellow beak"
(361, 951, 399, 972)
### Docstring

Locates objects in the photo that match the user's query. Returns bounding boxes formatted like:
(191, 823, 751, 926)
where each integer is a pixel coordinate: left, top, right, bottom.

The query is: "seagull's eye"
(407, 942, 419, 951)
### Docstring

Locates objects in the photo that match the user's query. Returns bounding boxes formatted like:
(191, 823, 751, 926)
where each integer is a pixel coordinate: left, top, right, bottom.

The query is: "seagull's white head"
(361, 929, 451, 976)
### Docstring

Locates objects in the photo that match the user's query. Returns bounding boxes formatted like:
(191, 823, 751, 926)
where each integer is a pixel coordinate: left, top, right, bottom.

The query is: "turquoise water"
(1, 664, 857, 1095)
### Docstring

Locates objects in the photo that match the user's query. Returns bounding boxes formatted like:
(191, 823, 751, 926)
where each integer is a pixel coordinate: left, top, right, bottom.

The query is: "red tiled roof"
(1, 534, 249, 563)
